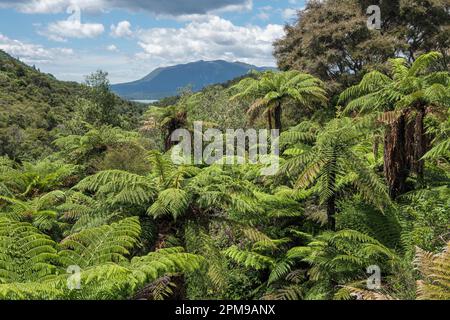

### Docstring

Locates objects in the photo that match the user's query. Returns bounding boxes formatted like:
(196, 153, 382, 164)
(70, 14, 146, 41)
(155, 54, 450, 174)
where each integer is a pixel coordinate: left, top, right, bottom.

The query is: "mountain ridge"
(111, 60, 275, 100)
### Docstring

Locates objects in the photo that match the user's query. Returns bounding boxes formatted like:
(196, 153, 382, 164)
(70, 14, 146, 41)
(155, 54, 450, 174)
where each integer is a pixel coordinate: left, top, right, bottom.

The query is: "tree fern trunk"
(384, 114, 409, 199)
(384, 108, 428, 198)
(274, 102, 282, 131)
(412, 107, 426, 182)
(267, 109, 273, 130)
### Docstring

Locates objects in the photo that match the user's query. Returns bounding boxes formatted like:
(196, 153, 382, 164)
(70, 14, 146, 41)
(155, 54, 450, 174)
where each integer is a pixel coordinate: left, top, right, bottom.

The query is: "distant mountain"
(111, 60, 275, 100)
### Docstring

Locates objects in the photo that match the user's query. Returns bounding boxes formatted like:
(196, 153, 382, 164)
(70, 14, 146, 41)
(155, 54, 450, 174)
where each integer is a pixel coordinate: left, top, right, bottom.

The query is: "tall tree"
(339, 52, 450, 198)
(274, 0, 449, 94)
(281, 118, 390, 230)
(84, 70, 118, 126)
(230, 71, 327, 131)
(141, 105, 188, 152)
(274, 0, 398, 93)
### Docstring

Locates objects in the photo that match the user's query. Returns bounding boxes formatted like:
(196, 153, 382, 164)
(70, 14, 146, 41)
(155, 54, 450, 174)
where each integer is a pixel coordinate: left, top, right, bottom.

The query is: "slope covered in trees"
(0, 51, 146, 161)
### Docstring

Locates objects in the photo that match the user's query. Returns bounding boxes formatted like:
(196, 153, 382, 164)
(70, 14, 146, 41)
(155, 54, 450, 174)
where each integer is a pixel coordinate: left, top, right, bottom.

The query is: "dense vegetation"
(0, 0, 449, 300)
(0, 52, 146, 162)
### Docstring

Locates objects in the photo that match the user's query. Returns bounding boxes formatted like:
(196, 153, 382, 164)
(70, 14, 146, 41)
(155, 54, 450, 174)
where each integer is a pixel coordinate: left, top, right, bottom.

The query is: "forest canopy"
(0, 0, 449, 301)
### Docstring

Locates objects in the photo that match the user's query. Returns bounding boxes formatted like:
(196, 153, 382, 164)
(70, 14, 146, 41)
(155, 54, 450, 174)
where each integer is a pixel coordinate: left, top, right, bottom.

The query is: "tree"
(281, 118, 390, 230)
(231, 71, 327, 131)
(339, 52, 450, 198)
(141, 105, 187, 152)
(274, 0, 449, 94)
(0, 217, 203, 300)
(274, 0, 398, 93)
(84, 70, 118, 126)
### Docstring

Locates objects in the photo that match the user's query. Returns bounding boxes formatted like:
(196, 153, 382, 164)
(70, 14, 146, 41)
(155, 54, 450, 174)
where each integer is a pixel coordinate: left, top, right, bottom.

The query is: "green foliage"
(281, 117, 391, 228)
(0, 216, 203, 300)
(414, 242, 450, 300)
(59, 217, 141, 268)
(274, 0, 449, 93)
(339, 52, 450, 115)
(230, 71, 327, 130)
(148, 188, 189, 220)
(0, 46, 448, 301)
(399, 186, 450, 253)
(0, 53, 144, 162)
(0, 217, 59, 284)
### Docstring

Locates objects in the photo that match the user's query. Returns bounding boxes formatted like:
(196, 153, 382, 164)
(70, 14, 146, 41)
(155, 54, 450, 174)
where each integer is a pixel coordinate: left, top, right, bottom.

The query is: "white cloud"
(136, 16, 284, 67)
(39, 19, 104, 42)
(0, 33, 73, 64)
(106, 44, 118, 52)
(282, 8, 298, 21)
(110, 21, 132, 38)
(0, 33, 140, 83)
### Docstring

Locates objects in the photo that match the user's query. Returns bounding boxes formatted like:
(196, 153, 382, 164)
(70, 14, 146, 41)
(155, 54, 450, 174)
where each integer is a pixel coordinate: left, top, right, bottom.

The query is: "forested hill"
(0, 50, 144, 161)
(111, 60, 275, 100)
(0, 49, 82, 121)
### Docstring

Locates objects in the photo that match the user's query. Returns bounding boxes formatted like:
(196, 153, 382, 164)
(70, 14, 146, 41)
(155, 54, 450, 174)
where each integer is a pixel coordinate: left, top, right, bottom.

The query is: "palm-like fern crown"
(142, 105, 187, 132)
(0, 214, 204, 300)
(339, 52, 450, 117)
(54, 126, 141, 164)
(59, 217, 141, 268)
(75, 170, 157, 207)
(230, 71, 328, 122)
(281, 117, 390, 210)
(223, 228, 400, 300)
(0, 217, 59, 284)
(0, 190, 65, 231)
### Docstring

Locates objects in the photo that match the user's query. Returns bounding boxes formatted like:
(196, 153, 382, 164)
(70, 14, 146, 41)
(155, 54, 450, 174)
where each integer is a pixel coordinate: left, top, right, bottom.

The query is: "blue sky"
(0, 0, 305, 83)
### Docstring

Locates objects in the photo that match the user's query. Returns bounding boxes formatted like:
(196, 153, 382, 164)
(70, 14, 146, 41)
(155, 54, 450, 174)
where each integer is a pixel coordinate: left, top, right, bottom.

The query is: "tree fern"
(0, 217, 59, 284)
(75, 170, 156, 205)
(59, 217, 141, 268)
(414, 242, 450, 300)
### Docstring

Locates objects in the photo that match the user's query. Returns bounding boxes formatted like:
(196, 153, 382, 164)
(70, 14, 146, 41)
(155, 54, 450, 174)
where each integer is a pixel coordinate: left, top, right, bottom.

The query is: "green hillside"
(0, 50, 144, 161)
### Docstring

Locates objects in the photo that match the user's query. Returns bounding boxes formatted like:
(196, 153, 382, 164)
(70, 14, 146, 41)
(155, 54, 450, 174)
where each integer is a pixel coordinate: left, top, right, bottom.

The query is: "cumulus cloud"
(0, 0, 252, 16)
(135, 16, 284, 67)
(0, 33, 73, 64)
(0, 33, 140, 83)
(110, 21, 132, 38)
(37, 6, 104, 42)
(40, 20, 104, 41)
